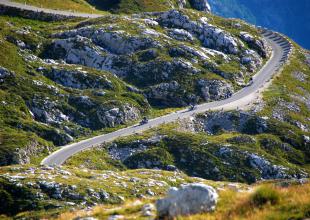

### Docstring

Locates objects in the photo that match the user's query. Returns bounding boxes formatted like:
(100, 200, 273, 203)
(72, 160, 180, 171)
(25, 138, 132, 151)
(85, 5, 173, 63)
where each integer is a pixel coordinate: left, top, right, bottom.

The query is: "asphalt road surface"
(0, 0, 102, 18)
(40, 30, 292, 166)
(0, 1, 293, 166)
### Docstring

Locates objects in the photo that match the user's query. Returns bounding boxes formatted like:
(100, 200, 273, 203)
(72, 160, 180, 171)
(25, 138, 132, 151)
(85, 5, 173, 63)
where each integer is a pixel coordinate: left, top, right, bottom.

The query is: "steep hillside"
(0, 9, 270, 166)
(13, 0, 212, 13)
(0, 16, 150, 165)
(12, 0, 101, 14)
(66, 45, 310, 184)
(0, 2, 309, 219)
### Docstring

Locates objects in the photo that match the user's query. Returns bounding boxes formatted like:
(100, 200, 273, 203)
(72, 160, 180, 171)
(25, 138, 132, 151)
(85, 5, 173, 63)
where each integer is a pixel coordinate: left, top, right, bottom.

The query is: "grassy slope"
(0, 17, 62, 164)
(0, 9, 308, 220)
(0, 8, 269, 165)
(257, 46, 310, 165)
(0, 16, 152, 164)
(66, 121, 308, 183)
(66, 40, 310, 183)
(0, 165, 232, 219)
(58, 180, 310, 220)
(2, 165, 308, 220)
(12, 0, 186, 14)
(260, 47, 310, 129)
(12, 0, 103, 14)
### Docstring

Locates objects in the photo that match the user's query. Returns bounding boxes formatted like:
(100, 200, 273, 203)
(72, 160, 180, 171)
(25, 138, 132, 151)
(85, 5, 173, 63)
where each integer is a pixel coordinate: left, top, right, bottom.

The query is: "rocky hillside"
(87, 0, 212, 13)
(0, 8, 270, 166)
(43, 9, 269, 107)
(0, 164, 309, 219)
(65, 45, 310, 185)
(66, 111, 308, 184)
(0, 1, 309, 219)
(14, 0, 212, 14)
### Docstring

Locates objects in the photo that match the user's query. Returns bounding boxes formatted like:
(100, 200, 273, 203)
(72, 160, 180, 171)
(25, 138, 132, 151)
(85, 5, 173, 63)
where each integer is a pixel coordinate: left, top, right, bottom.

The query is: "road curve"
(0, 0, 103, 18)
(41, 30, 292, 166)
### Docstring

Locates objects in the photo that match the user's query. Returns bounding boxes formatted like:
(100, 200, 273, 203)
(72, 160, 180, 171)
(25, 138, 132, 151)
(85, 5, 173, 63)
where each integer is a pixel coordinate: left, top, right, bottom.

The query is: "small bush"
(251, 186, 280, 207)
(0, 189, 13, 214)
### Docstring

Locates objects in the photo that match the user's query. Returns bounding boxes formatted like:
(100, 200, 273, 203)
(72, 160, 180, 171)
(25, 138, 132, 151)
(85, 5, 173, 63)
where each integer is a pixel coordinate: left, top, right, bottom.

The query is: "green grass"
(0, 15, 151, 165)
(66, 121, 309, 183)
(13, 0, 104, 14)
(12, 0, 188, 14)
(64, 146, 126, 170)
(251, 185, 280, 206)
(0, 165, 226, 218)
(51, 180, 310, 220)
(0, 6, 271, 166)
(179, 181, 310, 220)
(260, 48, 310, 122)
(87, 0, 177, 13)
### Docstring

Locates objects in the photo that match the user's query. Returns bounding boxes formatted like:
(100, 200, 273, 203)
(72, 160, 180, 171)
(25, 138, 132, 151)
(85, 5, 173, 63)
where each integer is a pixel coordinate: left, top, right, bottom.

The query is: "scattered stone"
(108, 215, 124, 220)
(146, 189, 155, 196)
(74, 217, 98, 220)
(292, 71, 307, 82)
(0, 66, 13, 83)
(166, 165, 177, 171)
(141, 203, 155, 217)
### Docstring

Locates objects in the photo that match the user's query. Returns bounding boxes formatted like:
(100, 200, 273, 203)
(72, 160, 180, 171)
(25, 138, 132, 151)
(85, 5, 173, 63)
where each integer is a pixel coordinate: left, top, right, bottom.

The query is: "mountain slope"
(0, 2, 309, 220)
(0, 9, 270, 166)
(13, 0, 212, 13)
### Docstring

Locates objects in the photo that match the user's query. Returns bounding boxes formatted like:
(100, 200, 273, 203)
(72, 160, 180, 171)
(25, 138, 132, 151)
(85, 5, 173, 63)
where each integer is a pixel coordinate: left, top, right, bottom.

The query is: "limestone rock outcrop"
(156, 183, 218, 218)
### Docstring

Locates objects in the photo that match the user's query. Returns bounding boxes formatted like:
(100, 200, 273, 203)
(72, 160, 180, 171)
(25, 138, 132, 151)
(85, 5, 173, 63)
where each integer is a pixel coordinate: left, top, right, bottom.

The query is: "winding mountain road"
(0, 0, 102, 18)
(40, 29, 292, 166)
(1, 0, 292, 166)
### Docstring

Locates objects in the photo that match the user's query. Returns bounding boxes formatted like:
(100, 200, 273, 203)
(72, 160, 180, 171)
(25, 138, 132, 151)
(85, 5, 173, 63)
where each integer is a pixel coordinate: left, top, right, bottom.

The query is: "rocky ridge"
(44, 9, 269, 107)
(71, 125, 308, 183)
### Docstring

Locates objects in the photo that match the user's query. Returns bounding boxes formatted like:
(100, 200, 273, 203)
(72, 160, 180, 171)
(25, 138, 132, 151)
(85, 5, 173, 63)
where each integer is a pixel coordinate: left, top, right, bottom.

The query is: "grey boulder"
(156, 183, 218, 218)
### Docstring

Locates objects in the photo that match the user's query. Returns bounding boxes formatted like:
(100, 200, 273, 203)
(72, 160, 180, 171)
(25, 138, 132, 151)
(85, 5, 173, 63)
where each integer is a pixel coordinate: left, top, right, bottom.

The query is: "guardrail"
(259, 27, 293, 65)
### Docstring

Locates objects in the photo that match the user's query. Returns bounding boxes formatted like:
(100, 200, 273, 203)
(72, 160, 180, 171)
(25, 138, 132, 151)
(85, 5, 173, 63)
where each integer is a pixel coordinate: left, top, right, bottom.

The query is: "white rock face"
(159, 10, 239, 54)
(43, 67, 113, 90)
(29, 97, 69, 124)
(240, 31, 269, 57)
(156, 183, 218, 218)
(92, 30, 160, 55)
(198, 79, 234, 101)
(96, 104, 140, 127)
(0, 66, 13, 82)
(177, 0, 187, 8)
(193, 110, 268, 134)
(147, 81, 190, 106)
(191, 0, 211, 12)
(247, 153, 299, 180)
(168, 28, 194, 41)
(44, 10, 267, 107)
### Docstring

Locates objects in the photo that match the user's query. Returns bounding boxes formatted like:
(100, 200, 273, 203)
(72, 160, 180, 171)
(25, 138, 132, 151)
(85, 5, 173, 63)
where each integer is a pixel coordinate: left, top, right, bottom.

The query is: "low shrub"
(251, 186, 280, 207)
